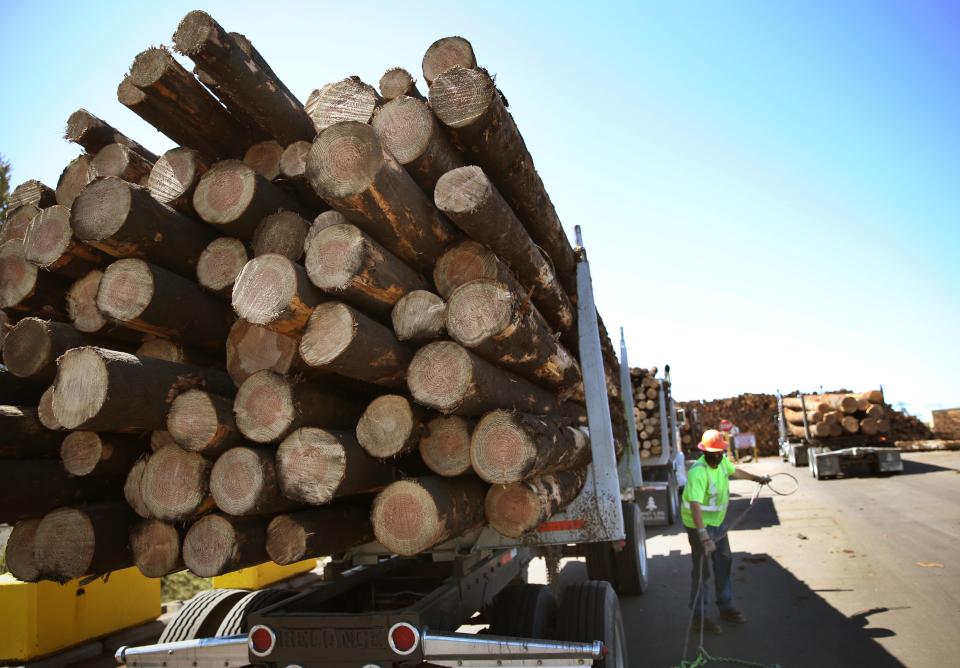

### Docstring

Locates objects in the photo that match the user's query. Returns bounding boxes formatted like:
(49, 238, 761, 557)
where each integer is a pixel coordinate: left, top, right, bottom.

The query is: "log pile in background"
(630, 367, 664, 460)
(678, 394, 780, 456)
(1, 18, 628, 584)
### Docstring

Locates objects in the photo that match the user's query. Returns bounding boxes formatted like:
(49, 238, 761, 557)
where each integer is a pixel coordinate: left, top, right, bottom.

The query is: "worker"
(682, 429, 770, 635)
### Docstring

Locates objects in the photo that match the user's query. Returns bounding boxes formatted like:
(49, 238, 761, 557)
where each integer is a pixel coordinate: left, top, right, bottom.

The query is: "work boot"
(719, 608, 747, 624)
(691, 616, 723, 635)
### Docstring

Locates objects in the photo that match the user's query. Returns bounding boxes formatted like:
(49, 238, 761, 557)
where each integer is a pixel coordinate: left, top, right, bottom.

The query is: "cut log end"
(429, 66, 495, 128)
(125, 457, 152, 518)
(422, 36, 477, 85)
(70, 176, 135, 242)
(432, 240, 501, 299)
(182, 514, 238, 577)
(356, 395, 420, 458)
(209, 446, 269, 515)
(172, 10, 218, 55)
(197, 237, 248, 293)
(434, 165, 491, 215)
(371, 96, 435, 165)
(90, 143, 153, 183)
(298, 302, 356, 367)
(252, 211, 309, 261)
(55, 155, 94, 207)
(67, 270, 108, 332)
(148, 148, 206, 205)
(38, 385, 64, 431)
(484, 483, 539, 538)
(371, 479, 440, 556)
(1, 204, 40, 245)
(97, 258, 154, 322)
(0, 241, 39, 309)
(6, 519, 43, 582)
(279, 141, 312, 179)
(276, 427, 347, 505)
(226, 319, 299, 386)
(51, 347, 109, 430)
(304, 223, 365, 290)
(131, 519, 181, 577)
(470, 410, 535, 484)
(231, 254, 301, 326)
(23, 205, 72, 268)
(265, 514, 308, 565)
(34, 507, 96, 580)
(141, 444, 211, 521)
(3, 317, 52, 379)
(305, 77, 381, 133)
(307, 121, 383, 200)
(243, 140, 284, 181)
(392, 290, 447, 342)
(193, 160, 258, 227)
(60, 431, 106, 476)
(10, 180, 56, 210)
(419, 416, 472, 477)
(446, 280, 511, 347)
(167, 389, 221, 451)
(379, 68, 419, 100)
(234, 370, 295, 443)
(407, 341, 473, 413)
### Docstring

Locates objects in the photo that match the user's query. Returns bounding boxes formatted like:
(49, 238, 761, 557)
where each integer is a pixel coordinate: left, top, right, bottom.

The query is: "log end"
(131, 519, 182, 578)
(168, 389, 220, 451)
(197, 237, 249, 293)
(231, 254, 299, 326)
(51, 346, 110, 430)
(1, 204, 40, 245)
(485, 483, 538, 538)
(392, 290, 447, 342)
(279, 141, 312, 180)
(379, 67, 417, 100)
(149, 148, 206, 205)
(244, 141, 285, 181)
(407, 341, 472, 413)
(356, 395, 419, 458)
(470, 409, 535, 484)
(173, 10, 220, 56)
(67, 270, 108, 333)
(55, 154, 94, 207)
(265, 514, 307, 565)
(193, 160, 258, 227)
(38, 385, 64, 431)
(64, 109, 98, 143)
(90, 143, 144, 181)
(372, 479, 439, 556)
(125, 457, 152, 519)
(210, 446, 270, 516)
(422, 36, 477, 85)
(429, 66, 495, 129)
(304, 223, 364, 291)
(137, 338, 187, 363)
(371, 96, 435, 165)
(3, 317, 52, 379)
(141, 444, 211, 521)
(305, 77, 381, 133)
(234, 370, 296, 443)
(34, 507, 96, 581)
(446, 279, 511, 347)
(23, 205, 73, 268)
(432, 240, 498, 299)
(434, 165, 492, 216)
(5, 518, 43, 582)
(419, 416, 472, 477)
(306, 121, 384, 200)
(97, 258, 154, 323)
(71, 176, 135, 242)
(299, 302, 356, 369)
(225, 320, 299, 386)
(0, 240, 39, 309)
(182, 514, 237, 577)
(276, 427, 347, 505)
(129, 47, 177, 89)
(60, 431, 105, 476)
(252, 211, 309, 261)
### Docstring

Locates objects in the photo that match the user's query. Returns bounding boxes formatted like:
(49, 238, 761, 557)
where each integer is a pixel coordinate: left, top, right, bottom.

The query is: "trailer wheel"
(585, 541, 618, 588)
(489, 584, 557, 638)
(557, 581, 627, 668)
(809, 448, 821, 480)
(157, 589, 249, 643)
(613, 502, 649, 596)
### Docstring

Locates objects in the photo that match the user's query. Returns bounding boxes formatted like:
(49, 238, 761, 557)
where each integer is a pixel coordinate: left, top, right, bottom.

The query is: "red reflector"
(391, 624, 417, 652)
(537, 519, 586, 532)
(601, 644, 609, 657)
(250, 627, 274, 654)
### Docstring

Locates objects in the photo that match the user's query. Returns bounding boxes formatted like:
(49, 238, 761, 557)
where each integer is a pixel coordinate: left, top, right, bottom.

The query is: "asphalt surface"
(604, 451, 960, 668)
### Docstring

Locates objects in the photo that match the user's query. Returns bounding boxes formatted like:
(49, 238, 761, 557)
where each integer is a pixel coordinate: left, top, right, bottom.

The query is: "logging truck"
(115, 228, 647, 668)
(633, 366, 683, 527)
(776, 390, 903, 479)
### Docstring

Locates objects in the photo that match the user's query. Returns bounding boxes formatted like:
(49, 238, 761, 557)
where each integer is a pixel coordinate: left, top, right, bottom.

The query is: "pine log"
(127, 47, 256, 159)
(305, 223, 427, 320)
(407, 340, 560, 416)
(52, 347, 234, 432)
(299, 302, 412, 387)
(124, 457, 152, 519)
(195, 237, 250, 298)
(433, 240, 526, 299)
(38, 385, 64, 432)
(1, 204, 40, 244)
(168, 389, 244, 456)
(3, 318, 110, 383)
(136, 338, 215, 367)
(147, 147, 209, 215)
(252, 211, 309, 260)
(131, 519, 184, 577)
(305, 211, 353, 249)
(225, 319, 302, 386)
(277, 428, 396, 506)
(55, 154, 94, 207)
(0, 461, 124, 524)
(5, 518, 43, 582)
(877, 418, 891, 434)
(446, 279, 582, 398)
(305, 77, 383, 133)
(9, 180, 57, 210)
(244, 140, 284, 180)
(97, 259, 234, 350)
(0, 240, 71, 319)
(471, 411, 590, 484)
(23, 205, 111, 278)
(193, 160, 305, 239)
(379, 67, 425, 101)
(860, 417, 880, 436)
(306, 121, 462, 274)
(117, 79, 213, 165)
(841, 415, 861, 434)
(434, 167, 575, 335)
(210, 446, 299, 516)
(866, 403, 885, 419)
(173, 11, 314, 144)
(232, 254, 323, 334)
(430, 69, 576, 295)
(372, 476, 487, 556)
(856, 390, 884, 404)
(0, 310, 10, 351)
(34, 504, 136, 581)
(371, 95, 464, 192)
(150, 431, 178, 451)
(65, 109, 157, 161)
(0, 405, 64, 457)
(182, 513, 269, 577)
(421, 36, 477, 85)
(141, 444, 215, 521)
(72, 177, 216, 278)
(267, 503, 374, 564)
(278, 141, 330, 211)
(60, 431, 147, 477)
(63, 271, 137, 341)
(392, 290, 447, 343)
(821, 411, 842, 426)
(356, 395, 425, 459)
(786, 422, 835, 439)
(418, 415, 473, 477)
(234, 370, 364, 443)
(783, 407, 823, 427)
(0, 369, 46, 406)
(90, 143, 154, 185)
(485, 468, 587, 538)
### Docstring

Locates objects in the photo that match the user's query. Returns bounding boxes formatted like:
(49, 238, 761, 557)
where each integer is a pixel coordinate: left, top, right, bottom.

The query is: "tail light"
(387, 622, 420, 655)
(249, 625, 276, 657)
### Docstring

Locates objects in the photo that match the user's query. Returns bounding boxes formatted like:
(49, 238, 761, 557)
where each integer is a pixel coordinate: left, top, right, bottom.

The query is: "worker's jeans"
(686, 525, 733, 616)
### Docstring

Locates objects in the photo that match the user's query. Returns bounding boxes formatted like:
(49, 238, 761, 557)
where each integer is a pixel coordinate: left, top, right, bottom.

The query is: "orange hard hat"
(699, 429, 728, 452)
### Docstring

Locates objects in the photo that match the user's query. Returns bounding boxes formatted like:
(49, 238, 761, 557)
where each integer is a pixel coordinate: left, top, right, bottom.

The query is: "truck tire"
(557, 581, 627, 668)
(158, 589, 249, 643)
(809, 448, 821, 480)
(215, 588, 295, 636)
(613, 502, 649, 596)
(585, 541, 618, 588)
(489, 583, 557, 638)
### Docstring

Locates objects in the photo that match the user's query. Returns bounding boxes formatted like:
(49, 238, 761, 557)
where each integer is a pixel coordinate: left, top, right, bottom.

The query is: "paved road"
(610, 451, 960, 667)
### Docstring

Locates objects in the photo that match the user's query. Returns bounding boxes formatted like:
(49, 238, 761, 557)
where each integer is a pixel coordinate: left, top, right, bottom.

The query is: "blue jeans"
(686, 524, 733, 616)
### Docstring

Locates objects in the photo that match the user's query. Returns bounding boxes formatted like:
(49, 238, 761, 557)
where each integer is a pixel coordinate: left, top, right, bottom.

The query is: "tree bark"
(266, 502, 374, 564)
(9, 180, 57, 210)
(131, 519, 184, 577)
(210, 446, 301, 516)
(135, 338, 216, 367)
(470, 411, 590, 484)
(173, 11, 314, 144)
(182, 513, 269, 577)
(23, 205, 111, 279)
(484, 468, 587, 538)
(65, 109, 158, 161)
(434, 167, 575, 336)
(168, 389, 244, 456)
(305, 223, 427, 320)
(141, 444, 215, 521)
(356, 394, 426, 458)
(225, 319, 302, 387)
(90, 143, 154, 185)
(782, 407, 823, 427)
(5, 518, 43, 582)
(60, 431, 148, 477)
(193, 160, 306, 239)
(306, 121, 462, 274)
(233, 370, 364, 443)
(421, 37, 477, 85)
(299, 302, 413, 387)
(418, 415, 473, 477)
(147, 147, 209, 216)
(430, 69, 576, 295)
(305, 77, 383, 133)
(252, 211, 309, 261)
(379, 68, 425, 101)
(0, 461, 125, 524)
(34, 504, 136, 581)
(0, 240, 71, 319)
(52, 347, 234, 432)
(407, 341, 560, 416)
(196, 237, 249, 297)
(3, 317, 119, 384)
(0, 368, 46, 406)
(277, 428, 398, 505)
(72, 177, 216, 278)
(232, 254, 324, 335)
(0, 405, 64, 457)
(97, 258, 234, 351)
(446, 279, 583, 399)
(371, 475, 487, 556)
(55, 154, 94, 207)
(371, 96, 464, 193)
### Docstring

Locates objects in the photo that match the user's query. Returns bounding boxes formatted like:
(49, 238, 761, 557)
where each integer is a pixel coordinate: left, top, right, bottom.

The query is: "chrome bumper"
(115, 635, 249, 668)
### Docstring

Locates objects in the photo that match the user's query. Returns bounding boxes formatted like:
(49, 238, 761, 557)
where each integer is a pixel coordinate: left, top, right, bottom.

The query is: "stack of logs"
(630, 367, 664, 460)
(0, 17, 628, 583)
(782, 390, 890, 440)
(678, 394, 780, 456)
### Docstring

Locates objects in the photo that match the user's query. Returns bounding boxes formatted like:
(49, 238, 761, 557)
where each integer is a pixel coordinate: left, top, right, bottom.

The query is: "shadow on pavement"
(617, 551, 906, 668)
(647, 497, 781, 540)
(898, 458, 959, 475)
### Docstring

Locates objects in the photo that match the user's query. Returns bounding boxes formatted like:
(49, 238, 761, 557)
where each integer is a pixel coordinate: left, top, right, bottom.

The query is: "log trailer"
(635, 367, 682, 527)
(776, 391, 903, 479)
(116, 229, 648, 668)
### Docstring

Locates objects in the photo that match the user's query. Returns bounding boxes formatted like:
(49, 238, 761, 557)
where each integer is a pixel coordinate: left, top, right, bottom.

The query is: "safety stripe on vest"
(682, 500, 723, 511)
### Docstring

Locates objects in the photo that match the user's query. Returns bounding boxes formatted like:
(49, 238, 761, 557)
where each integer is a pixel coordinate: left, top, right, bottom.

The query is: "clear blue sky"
(2, 1, 957, 418)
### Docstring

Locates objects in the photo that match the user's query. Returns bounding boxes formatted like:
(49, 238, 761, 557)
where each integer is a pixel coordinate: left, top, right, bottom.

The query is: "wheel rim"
(634, 506, 649, 587)
(611, 612, 628, 668)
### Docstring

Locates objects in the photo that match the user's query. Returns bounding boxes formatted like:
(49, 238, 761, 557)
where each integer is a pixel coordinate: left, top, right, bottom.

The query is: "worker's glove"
(698, 529, 716, 555)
